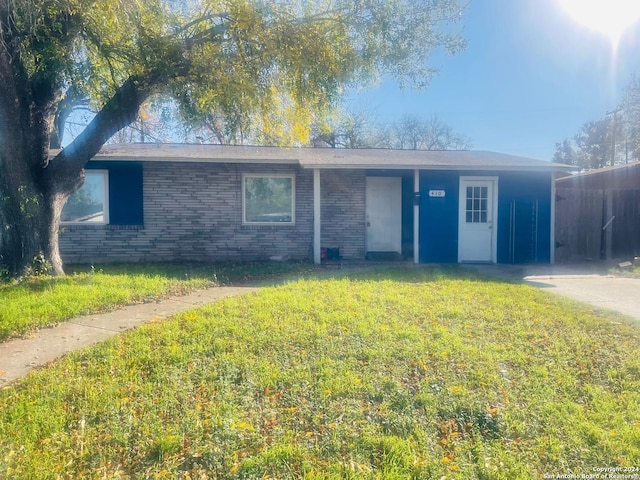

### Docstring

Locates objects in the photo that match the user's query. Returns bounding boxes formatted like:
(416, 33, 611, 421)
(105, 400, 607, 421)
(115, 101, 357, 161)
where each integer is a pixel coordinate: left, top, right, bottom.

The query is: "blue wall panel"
(496, 172, 552, 264)
(419, 171, 460, 263)
(418, 170, 552, 264)
(88, 162, 144, 225)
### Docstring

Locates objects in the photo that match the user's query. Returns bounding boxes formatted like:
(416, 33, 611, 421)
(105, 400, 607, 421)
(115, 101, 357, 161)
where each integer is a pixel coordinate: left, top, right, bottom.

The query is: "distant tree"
(621, 78, 640, 162)
(392, 114, 424, 150)
(0, 0, 468, 276)
(553, 77, 640, 169)
(552, 139, 577, 165)
(312, 112, 471, 150)
(391, 114, 470, 150)
(311, 108, 383, 148)
(573, 118, 612, 169)
(554, 118, 611, 169)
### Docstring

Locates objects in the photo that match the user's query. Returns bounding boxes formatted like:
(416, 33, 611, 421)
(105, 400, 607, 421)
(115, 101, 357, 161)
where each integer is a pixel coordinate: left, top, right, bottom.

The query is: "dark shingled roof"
(89, 143, 571, 171)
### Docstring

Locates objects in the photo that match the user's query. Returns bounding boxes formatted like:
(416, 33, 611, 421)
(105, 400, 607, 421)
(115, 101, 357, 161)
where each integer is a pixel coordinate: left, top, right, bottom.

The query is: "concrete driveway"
(468, 264, 640, 321)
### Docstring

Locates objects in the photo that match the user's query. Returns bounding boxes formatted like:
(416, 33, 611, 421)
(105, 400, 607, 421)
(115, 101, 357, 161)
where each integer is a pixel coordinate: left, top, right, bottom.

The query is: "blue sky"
(348, 0, 640, 161)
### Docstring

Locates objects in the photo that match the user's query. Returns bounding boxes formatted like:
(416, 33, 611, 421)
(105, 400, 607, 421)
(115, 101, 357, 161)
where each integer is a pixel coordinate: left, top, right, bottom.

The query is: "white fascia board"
(89, 156, 300, 164)
(301, 164, 564, 172)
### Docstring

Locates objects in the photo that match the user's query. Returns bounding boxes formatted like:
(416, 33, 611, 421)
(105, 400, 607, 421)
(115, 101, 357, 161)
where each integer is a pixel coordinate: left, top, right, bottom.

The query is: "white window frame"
(242, 174, 295, 225)
(61, 170, 110, 225)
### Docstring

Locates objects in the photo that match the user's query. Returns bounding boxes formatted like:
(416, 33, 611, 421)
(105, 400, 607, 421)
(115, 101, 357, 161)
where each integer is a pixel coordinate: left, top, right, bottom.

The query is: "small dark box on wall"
(321, 247, 341, 261)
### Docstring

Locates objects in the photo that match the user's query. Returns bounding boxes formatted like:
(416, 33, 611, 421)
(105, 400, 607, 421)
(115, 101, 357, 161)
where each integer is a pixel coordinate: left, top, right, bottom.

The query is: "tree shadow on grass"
(296, 263, 515, 286)
(0, 261, 518, 296)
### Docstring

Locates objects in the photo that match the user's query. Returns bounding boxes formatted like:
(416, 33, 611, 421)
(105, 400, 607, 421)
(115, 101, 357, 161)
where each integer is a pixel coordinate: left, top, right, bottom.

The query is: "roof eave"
(302, 163, 568, 172)
(89, 155, 300, 164)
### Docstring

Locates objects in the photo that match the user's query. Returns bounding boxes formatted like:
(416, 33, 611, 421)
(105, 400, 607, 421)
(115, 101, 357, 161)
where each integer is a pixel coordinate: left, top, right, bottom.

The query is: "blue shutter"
(87, 162, 143, 225)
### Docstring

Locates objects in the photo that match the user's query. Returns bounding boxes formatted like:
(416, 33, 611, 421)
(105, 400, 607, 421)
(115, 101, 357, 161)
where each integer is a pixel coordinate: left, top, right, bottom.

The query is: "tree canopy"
(0, 0, 467, 275)
(553, 78, 640, 169)
(311, 111, 471, 150)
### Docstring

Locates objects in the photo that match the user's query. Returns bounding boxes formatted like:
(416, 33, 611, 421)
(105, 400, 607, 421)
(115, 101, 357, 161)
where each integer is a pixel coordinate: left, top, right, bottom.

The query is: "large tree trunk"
(0, 6, 175, 277)
(0, 27, 72, 276)
(0, 188, 70, 276)
(0, 153, 82, 276)
(0, 0, 193, 278)
(0, 72, 162, 277)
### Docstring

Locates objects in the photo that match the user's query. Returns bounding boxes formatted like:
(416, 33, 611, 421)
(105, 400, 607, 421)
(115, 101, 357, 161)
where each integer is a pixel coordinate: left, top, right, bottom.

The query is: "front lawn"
(1, 266, 638, 478)
(0, 261, 313, 341)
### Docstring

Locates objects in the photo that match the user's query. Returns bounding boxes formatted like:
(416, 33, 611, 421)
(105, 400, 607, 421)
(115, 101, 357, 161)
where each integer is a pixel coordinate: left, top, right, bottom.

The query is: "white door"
(366, 177, 402, 253)
(458, 177, 498, 262)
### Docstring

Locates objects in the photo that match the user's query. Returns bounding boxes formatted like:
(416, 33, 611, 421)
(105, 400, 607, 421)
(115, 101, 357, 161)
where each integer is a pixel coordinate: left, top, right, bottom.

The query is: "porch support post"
(550, 173, 556, 264)
(313, 168, 321, 265)
(413, 169, 420, 264)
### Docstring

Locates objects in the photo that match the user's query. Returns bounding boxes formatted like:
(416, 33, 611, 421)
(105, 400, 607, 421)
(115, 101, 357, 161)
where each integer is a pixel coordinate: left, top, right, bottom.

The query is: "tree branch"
(48, 70, 166, 180)
(50, 94, 91, 150)
(177, 12, 230, 35)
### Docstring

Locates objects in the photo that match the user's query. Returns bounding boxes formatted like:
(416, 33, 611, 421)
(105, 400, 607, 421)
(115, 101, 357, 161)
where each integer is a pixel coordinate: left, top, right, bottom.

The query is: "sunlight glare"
(558, 0, 640, 45)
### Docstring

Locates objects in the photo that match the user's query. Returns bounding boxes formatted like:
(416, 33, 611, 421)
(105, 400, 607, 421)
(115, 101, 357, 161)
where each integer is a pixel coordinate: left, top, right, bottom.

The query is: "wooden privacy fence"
(555, 187, 640, 263)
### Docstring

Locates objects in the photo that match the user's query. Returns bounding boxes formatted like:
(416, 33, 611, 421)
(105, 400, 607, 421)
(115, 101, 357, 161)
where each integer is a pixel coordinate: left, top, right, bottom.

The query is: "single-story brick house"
(59, 144, 567, 265)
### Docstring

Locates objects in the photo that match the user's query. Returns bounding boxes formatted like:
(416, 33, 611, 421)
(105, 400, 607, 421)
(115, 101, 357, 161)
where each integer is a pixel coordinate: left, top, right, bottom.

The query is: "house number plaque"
(428, 190, 446, 198)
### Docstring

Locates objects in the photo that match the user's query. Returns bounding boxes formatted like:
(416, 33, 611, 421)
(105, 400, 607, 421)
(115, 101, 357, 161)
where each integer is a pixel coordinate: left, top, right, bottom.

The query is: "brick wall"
(60, 162, 367, 264)
(320, 170, 366, 259)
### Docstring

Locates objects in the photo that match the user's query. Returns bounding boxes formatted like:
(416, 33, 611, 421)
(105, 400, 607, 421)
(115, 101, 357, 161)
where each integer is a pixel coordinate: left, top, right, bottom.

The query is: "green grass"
(0, 261, 314, 341)
(1, 266, 639, 479)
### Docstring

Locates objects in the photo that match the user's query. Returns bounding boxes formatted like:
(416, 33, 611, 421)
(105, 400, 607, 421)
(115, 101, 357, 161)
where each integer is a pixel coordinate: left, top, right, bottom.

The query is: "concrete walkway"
(0, 286, 259, 386)
(468, 264, 640, 321)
